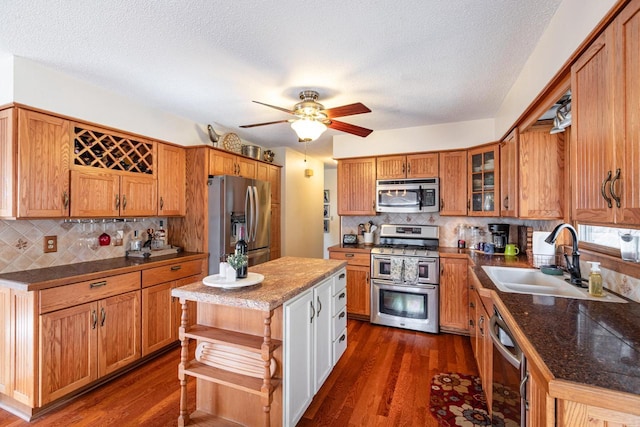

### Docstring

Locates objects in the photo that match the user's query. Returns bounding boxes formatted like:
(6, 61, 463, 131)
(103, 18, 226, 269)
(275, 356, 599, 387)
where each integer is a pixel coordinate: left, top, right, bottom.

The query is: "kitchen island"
(171, 256, 347, 427)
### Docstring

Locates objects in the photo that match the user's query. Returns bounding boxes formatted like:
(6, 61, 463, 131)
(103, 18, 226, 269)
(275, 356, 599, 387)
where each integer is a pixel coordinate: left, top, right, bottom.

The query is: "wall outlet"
(44, 235, 57, 253)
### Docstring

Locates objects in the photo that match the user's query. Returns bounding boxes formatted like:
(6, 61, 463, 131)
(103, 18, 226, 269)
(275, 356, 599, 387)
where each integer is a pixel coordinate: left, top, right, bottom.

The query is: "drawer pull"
(345, 253, 354, 258)
(339, 334, 346, 343)
(339, 311, 346, 319)
(90, 281, 107, 289)
(339, 273, 346, 279)
(171, 265, 182, 271)
(339, 292, 346, 300)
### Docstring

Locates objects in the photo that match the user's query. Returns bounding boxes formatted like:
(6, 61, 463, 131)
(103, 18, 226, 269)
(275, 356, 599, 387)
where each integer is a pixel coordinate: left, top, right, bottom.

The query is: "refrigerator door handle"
(245, 186, 253, 241)
(248, 185, 256, 242)
(252, 186, 259, 241)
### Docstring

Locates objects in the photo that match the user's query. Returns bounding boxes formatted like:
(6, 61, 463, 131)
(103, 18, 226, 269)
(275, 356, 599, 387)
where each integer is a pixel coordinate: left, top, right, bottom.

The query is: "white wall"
(272, 147, 325, 259)
(11, 57, 209, 146)
(494, 0, 617, 137)
(323, 167, 340, 258)
(333, 118, 495, 159)
(0, 56, 14, 105)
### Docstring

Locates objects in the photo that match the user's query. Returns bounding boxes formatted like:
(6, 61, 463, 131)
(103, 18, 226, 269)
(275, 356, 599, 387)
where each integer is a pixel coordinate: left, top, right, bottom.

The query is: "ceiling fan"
(239, 90, 373, 142)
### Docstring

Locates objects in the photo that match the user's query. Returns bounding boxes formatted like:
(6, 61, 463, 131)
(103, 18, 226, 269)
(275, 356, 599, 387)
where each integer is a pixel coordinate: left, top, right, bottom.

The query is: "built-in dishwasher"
(489, 307, 527, 426)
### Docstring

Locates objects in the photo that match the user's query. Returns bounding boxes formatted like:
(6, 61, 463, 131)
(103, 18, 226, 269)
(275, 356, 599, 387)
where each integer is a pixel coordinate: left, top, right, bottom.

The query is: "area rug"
(429, 373, 519, 427)
(429, 372, 491, 427)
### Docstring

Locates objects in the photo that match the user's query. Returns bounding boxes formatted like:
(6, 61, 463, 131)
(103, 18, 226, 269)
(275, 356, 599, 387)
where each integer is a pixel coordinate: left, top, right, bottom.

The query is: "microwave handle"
(418, 185, 423, 210)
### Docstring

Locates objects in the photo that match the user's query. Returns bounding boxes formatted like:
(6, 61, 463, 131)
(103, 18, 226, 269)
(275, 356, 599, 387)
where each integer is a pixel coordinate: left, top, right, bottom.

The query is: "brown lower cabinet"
(328, 246, 371, 319)
(439, 255, 469, 334)
(0, 255, 205, 420)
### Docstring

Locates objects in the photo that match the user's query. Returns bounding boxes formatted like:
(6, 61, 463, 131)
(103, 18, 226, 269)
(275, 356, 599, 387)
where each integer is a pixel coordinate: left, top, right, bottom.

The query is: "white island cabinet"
(283, 269, 347, 426)
(172, 257, 347, 427)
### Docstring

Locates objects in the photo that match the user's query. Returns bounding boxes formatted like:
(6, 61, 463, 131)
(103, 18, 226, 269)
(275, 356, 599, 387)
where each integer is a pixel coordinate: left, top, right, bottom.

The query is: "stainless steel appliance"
(375, 178, 439, 213)
(207, 175, 271, 275)
(370, 224, 440, 333)
(489, 223, 510, 253)
(489, 307, 527, 426)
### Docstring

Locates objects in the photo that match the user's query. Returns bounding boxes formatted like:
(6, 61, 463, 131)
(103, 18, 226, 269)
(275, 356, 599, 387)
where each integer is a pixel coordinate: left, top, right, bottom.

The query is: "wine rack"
(73, 126, 154, 174)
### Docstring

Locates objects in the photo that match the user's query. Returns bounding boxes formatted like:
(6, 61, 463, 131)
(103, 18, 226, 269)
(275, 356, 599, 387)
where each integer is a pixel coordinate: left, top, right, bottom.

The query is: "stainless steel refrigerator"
(208, 175, 271, 275)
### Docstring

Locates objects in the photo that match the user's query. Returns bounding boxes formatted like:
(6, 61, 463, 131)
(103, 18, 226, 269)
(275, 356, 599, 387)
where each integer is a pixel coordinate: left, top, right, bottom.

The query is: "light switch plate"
(44, 235, 57, 253)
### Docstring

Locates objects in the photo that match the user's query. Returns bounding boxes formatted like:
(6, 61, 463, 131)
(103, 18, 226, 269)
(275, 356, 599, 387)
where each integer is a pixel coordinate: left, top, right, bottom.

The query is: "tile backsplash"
(0, 218, 165, 274)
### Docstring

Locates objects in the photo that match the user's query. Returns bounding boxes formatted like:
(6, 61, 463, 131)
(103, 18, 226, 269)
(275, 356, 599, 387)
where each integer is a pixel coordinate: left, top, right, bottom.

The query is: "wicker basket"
(221, 133, 242, 153)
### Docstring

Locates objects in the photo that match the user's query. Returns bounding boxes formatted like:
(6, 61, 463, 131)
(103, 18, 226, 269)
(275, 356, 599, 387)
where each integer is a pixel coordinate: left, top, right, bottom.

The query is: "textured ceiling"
(0, 0, 562, 162)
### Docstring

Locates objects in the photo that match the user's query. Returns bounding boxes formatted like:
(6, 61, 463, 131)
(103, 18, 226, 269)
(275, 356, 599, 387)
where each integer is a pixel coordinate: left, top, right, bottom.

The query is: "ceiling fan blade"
(252, 100, 294, 115)
(327, 120, 373, 137)
(239, 119, 291, 128)
(323, 103, 371, 118)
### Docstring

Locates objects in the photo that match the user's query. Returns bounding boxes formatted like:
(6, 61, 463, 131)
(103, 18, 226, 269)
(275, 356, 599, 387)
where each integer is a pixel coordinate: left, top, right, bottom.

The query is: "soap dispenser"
(587, 261, 603, 297)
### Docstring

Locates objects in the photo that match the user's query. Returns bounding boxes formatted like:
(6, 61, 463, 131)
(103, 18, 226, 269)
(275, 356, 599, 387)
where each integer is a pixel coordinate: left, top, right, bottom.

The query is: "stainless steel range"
(370, 224, 440, 333)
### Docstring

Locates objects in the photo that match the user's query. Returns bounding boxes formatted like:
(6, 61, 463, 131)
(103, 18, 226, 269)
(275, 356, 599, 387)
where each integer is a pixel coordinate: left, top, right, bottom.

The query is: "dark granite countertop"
(467, 251, 640, 399)
(172, 257, 347, 311)
(0, 252, 207, 291)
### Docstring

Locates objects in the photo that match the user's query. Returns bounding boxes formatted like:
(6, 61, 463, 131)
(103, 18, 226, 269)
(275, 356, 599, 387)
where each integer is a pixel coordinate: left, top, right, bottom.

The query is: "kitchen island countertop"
(172, 256, 347, 311)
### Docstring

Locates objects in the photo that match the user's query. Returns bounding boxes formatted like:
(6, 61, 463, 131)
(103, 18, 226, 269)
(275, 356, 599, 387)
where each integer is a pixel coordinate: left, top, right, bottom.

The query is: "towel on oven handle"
(391, 257, 404, 283)
(403, 257, 419, 284)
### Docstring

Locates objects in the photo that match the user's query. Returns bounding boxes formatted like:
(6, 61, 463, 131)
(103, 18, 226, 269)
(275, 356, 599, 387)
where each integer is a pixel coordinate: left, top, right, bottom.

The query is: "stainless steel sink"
(481, 266, 627, 303)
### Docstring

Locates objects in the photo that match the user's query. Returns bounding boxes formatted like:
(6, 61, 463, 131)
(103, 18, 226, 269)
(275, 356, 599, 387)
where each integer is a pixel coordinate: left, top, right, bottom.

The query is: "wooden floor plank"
(0, 320, 478, 427)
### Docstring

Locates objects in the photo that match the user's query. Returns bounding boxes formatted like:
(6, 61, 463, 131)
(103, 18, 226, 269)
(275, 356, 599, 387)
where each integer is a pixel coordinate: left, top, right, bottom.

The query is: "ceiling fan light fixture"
(291, 118, 327, 142)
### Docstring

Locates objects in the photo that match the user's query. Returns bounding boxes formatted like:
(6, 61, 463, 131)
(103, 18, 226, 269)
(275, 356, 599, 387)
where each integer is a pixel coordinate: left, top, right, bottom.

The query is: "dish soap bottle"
(587, 261, 603, 297)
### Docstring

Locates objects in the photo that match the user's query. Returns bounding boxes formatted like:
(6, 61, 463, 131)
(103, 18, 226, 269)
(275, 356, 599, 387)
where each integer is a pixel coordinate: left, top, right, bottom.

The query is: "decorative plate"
(202, 272, 264, 289)
(221, 133, 243, 153)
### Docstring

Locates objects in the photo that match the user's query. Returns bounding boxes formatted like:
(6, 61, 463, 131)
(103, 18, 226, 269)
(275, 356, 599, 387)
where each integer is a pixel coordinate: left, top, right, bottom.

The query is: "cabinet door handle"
(345, 253, 354, 258)
(339, 334, 346, 343)
(469, 301, 475, 308)
(171, 265, 182, 271)
(467, 199, 471, 210)
(339, 273, 346, 280)
(100, 307, 106, 327)
(402, 163, 406, 174)
(440, 198, 444, 210)
(317, 296, 322, 316)
(339, 292, 346, 300)
(159, 196, 164, 210)
(478, 315, 485, 337)
(62, 190, 69, 209)
(310, 300, 315, 323)
(339, 311, 346, 319)
(372, 201, 376, 210)
(122, 194, 127, 210)
(469, 319, 475, 327)
(115, 194, 120, 210)
(610, 168, 621, 208)
(503, 196, 509, 209)
(92, 310, 97, 329)
(366, 272, 370, 284)
(407, 163, 410, 174)
(90, 281, 107, 289)
(601, 170, 613, 208)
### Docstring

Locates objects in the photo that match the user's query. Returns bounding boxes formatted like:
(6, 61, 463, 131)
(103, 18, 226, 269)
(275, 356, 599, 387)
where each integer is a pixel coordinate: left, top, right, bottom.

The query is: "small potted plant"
(226, 253, 248, 279)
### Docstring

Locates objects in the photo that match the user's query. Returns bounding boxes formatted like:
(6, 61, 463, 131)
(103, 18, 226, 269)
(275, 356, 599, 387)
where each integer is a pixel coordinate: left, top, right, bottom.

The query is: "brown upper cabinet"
(572, 0, 640, 226)
(157, 144, 186, 216)
(337, 157, 376, 215)
(439, 150, 468, 216)
(15, 109, 71, 218)
(209, 148, 256, 179)
(376, 153, 438, 179)
(467, 144, 500, 217)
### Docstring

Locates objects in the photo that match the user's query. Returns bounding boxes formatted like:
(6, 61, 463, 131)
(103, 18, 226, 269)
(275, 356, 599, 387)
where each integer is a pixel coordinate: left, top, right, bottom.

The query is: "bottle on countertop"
(130, 230, 142, 252)
(235, 226, 248, 279)
(587, 261, 603, 297)
(154, 220, 166, 249)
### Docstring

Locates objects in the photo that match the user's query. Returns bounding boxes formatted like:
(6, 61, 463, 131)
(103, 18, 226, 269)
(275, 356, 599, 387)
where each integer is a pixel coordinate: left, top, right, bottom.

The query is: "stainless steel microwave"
(375, 178, 439, 213)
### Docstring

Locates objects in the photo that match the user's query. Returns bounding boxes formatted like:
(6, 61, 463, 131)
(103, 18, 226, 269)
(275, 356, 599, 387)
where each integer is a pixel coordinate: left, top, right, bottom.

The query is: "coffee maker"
(488, 223, 510, 253)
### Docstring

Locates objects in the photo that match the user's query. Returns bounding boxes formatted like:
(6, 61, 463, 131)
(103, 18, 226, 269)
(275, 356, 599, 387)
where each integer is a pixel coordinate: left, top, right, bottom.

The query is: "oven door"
(370, 281, 439, 333)
(372, 255, 439, 285)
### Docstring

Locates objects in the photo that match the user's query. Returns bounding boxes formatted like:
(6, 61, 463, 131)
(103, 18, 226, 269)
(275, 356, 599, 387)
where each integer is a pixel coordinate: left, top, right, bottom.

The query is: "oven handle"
(489, 314, 522, 369)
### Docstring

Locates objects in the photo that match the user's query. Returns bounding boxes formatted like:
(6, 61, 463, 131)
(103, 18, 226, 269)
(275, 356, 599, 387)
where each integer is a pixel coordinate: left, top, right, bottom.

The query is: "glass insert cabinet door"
(468, 144, 500, 216)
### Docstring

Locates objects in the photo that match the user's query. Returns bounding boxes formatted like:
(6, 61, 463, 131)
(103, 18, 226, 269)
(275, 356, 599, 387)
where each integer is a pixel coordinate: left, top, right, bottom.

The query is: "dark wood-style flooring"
(0, 320, 477, 426)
